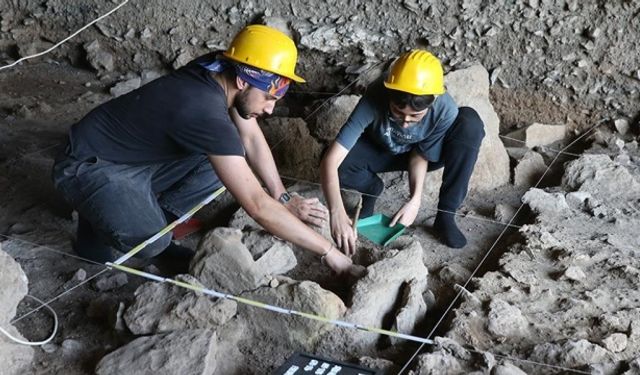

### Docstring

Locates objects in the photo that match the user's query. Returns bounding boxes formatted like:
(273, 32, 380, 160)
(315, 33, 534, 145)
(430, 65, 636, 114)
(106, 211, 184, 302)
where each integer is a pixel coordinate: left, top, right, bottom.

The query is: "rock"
(602, 333, 628, 353)
(438, 264, 470, 285)
(494, 204, 517, 223)
(0, 325, 34, 373)
(140, 70, 163, 85)
(562, 154, 640, 205)
(492, 362, 527, 375)
(513, 150, 546, 187)
(503, 123, 566, 148)
(614, 118, 629, 135)
(93, 273, 128, 292)
(316, 240, 428, 356)
(172, 49, 192, 70)
(563, 266, 586, 282)
(487, 299, 528, 338)
(95, 330, 217, 375)
(41, 343, 58, 353)
(565, 191, 591, 209)
(110, 77, 141, 97)
(309, 95, 361, 141)
(241, 280, 346, 350)
(0, 247, 29, 323)
(124, 274, 236, 335)
(260, 117, 323, 181)
(61, 338, 84, 357)
(358, 357, 399, 374)
(522, 188, 569, 215)
(413, 351, 463, 375)
(84, 40, 115, 72)
(531, 339, 609, 368)
(63, 268, 87, 289)
(260, 16, 293, 38)
(17, 40, 53, 58)
(390, 278, 427, 345)
(190, 227, 297, 294)
(432, 65, 510, 196)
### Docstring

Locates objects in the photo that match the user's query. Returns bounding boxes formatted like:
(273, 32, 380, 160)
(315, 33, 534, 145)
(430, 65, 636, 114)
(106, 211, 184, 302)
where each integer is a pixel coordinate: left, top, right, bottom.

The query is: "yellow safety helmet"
(223, 24, 305, 83)
(384, 50, 445, 95)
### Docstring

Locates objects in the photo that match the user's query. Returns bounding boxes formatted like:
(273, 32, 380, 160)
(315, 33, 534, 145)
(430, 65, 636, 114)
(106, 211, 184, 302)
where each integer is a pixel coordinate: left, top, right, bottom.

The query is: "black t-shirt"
(67, 58, 245, 164)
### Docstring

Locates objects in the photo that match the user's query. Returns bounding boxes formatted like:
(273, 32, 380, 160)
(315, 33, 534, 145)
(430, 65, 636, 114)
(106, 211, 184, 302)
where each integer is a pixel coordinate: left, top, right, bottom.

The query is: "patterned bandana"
(199, 59, 290, 98)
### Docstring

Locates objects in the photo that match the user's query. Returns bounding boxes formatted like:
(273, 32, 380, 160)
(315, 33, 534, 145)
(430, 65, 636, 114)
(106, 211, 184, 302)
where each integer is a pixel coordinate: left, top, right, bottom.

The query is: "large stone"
(95, 330, 217, 375)
(503, 123, 566, 148)
(562, 154, 640, 204)
(530, 339, 609, 368)
(420, 64, 510, 199)
(309, 95, 361, 141)
(522, 188, 569, 215)
(0, 246, 28, 323)
(241, 280, 346, 350)
(190, 227, 297, 294)
(260, 117, 323, 181)
(413, 351, 463, 375)
(493, 363, 528, 375)
(512, 150, 547, 187)
(487, 299, 529, 338)
(84, 40, 115, 72)
(316, 240, 428, 356)
(0, 325, 35, 375)
(390, 278, 428, 345)
(124, 274, 237, 335)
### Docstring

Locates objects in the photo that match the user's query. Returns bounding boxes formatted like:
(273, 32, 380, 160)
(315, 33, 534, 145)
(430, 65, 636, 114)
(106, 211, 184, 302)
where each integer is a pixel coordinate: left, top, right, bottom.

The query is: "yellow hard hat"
(223, 24, 305, 83)
(384, 50, 445, 95)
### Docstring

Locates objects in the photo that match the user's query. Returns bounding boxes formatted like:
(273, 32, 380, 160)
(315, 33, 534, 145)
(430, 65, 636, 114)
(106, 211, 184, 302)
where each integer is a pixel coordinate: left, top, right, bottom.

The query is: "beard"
(234, 89, 254, 120)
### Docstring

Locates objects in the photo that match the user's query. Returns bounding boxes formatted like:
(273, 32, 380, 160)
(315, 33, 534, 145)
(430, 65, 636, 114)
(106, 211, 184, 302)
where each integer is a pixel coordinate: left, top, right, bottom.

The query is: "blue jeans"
(338, 107, 485, 217)
(52, 150, 221, 262)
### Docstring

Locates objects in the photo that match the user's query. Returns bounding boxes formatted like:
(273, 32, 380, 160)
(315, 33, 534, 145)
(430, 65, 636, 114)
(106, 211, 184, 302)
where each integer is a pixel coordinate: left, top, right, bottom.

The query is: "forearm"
(320, 143, 348, 216)
(408, 150, 428, 202)
(245, 138, 286, 199)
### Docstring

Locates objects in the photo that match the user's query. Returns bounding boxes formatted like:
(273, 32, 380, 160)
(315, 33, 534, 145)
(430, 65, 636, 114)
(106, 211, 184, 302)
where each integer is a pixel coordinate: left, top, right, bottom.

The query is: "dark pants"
(338, 107, 485, 217)
(52, 152, 220, 261)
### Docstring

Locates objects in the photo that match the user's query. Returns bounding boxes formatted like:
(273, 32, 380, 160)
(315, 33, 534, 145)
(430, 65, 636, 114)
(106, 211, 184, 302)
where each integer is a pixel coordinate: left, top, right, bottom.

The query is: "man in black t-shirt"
(52, 25, 354, 274)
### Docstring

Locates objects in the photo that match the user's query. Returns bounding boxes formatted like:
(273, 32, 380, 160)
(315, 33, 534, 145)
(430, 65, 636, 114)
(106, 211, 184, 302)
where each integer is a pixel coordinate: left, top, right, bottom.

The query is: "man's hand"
(284, 193, 329, 227)
(390, 198, 421, 227)
(330, 210, 357, 256)
(323, 246, 354, 274)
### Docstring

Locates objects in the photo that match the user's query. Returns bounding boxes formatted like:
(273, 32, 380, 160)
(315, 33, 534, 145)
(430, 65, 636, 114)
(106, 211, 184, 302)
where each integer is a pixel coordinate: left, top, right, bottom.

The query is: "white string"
(397, 119, 607, 374)
(498, 135, 582, 157)
(0, 295, 58, 346)
(0, 0, 130, 72)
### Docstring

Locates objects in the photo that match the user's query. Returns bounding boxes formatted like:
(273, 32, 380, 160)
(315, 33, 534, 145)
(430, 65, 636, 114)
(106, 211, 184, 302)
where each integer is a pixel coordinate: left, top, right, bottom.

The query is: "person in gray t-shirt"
(321, 50, 485, 254)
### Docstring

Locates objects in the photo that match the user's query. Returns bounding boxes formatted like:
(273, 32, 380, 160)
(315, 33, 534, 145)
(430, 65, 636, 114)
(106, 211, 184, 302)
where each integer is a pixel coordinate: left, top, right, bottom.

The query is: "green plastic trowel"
(356, 213, 406, 247)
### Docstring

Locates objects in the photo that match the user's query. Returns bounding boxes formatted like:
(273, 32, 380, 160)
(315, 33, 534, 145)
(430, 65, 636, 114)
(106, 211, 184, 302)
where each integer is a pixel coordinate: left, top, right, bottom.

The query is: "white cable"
(0, 0, 130, 72)
(0, 295, 58, 346)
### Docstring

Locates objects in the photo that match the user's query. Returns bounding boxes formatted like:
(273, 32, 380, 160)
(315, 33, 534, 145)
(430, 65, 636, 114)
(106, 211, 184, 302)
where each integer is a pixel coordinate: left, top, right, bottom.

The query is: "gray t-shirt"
(335, 77, 458, 162)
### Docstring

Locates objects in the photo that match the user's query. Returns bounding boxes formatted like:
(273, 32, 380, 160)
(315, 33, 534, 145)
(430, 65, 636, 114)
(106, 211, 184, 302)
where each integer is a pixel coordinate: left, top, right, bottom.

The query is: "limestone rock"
(413, 351, 463, 375)
(562, 154, 640, 204)
(522, 188, 569, 215)
(494, 204, 517, 223)
(487, 299, 528, 338)
(423, 64, 510, 198)
(602, 333, 628, 353)
(93, 272, 128, 292)
(492, 362, 528, 375)
(124, 275, 237, 335)
(309, 95, 361, 141)
(241, 280, 346, 350)
(563, 266, 586, 282)
(95, 330, 217, 375)
(358, 357, 399, 374)
(110, 77, 141, 97)
(0, 325, 34, 375)
(190, 227, 297, 294)
(390, 278, 427, 345)
(0, 247, 28, 323)
(503, 123, 566, 148)
(513, 150, 546, 187)
(530, 339, 609, 368)
(84, 40, 115, 72)
(260, 117, 323, 181)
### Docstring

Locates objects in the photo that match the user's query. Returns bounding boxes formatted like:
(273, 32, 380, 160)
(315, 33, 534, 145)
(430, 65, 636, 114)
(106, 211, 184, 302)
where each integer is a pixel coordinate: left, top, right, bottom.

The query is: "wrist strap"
(320, 245, 334, 265)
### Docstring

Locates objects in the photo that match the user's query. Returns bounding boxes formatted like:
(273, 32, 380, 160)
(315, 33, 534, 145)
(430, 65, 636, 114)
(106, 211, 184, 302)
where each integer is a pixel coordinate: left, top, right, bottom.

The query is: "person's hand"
(330, 210, 357, 256)
(323, 246, 353, 275)
(285, 193, 328, 227)
(390, 199, 421, 227)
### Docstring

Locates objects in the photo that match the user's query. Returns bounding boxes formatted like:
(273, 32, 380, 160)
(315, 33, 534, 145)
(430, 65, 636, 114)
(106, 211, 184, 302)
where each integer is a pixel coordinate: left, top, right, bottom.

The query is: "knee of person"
(457, 107, 486, 142)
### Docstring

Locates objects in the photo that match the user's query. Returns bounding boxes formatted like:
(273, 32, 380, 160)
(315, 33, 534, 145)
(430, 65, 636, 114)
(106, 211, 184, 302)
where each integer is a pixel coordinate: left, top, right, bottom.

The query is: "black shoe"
(433, 212, 467, 248)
